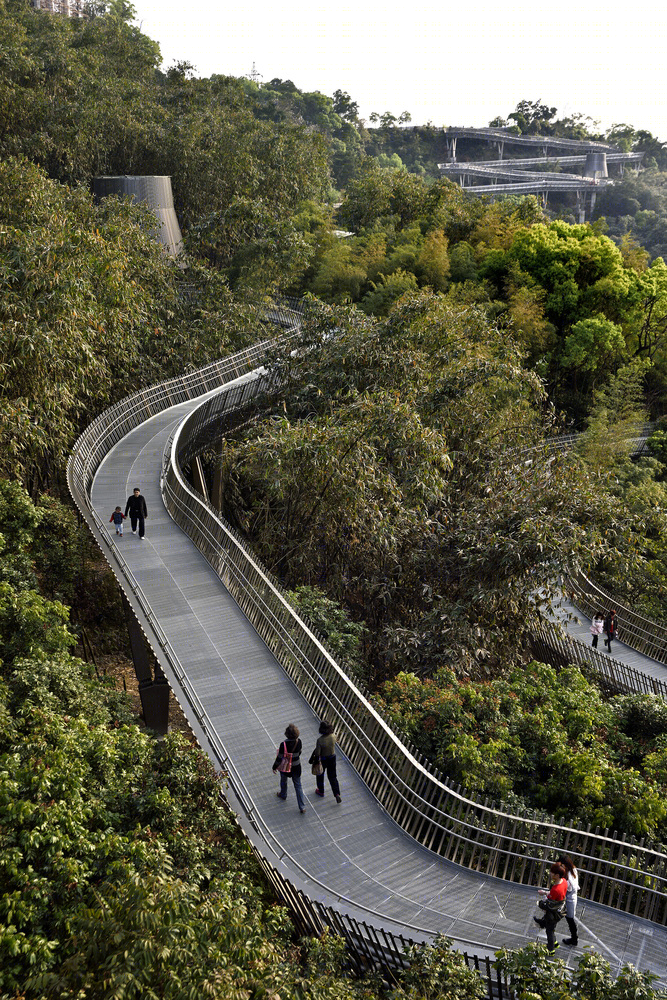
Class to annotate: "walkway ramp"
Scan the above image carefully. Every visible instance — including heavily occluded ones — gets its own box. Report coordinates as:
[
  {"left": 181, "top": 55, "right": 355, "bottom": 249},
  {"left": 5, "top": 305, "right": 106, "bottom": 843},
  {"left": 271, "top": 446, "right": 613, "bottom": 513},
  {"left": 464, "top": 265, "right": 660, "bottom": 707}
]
[
  {"left": 554, "top": 597, "right": 667, "bottom": 686},
  {"left": 87, "top": 383, "right": 667, "bottom": 983}
]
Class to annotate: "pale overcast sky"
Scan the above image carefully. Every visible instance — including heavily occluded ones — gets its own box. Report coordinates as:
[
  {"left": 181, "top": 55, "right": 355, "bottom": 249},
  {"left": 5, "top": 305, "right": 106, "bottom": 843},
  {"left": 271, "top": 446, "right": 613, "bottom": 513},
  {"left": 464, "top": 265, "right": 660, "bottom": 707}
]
[{"left": 133, "top": 0, "right": 667, "bottom": 141}]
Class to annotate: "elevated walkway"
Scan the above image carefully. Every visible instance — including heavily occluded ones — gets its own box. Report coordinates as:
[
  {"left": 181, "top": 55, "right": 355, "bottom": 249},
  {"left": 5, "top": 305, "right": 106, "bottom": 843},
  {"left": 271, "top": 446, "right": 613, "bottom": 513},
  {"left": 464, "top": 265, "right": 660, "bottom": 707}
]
[
  {"left": 439, "top": 152, "right": 643, "bottom": 173},
  {"left": 440, "top": 128, "right": 643, "bottom": 221},
  {"left": 444, "top": 127, "right": 619, "bottom": 157},
  {"left": 440, "top": 164, "right": 606, "bottom": 185},
  {"left": 68, "top": 349, "right": 667, "bottom": 984}
]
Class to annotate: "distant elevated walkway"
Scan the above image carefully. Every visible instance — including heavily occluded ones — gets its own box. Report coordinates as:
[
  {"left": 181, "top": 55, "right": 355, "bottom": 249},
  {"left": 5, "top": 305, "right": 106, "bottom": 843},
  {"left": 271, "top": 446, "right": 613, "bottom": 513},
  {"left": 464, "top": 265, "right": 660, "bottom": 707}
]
[
  {"left": 445, "top": 127, "right": 620, "bottom": 159},
  {"left": 439, "top": 152, "right": 643, "bottom": 173},
  {"left": 439, "top": 128, "right": 642, "bottom": 221},
  {"left": 441, "top": 164, "right": 606, "bottom": 184}
]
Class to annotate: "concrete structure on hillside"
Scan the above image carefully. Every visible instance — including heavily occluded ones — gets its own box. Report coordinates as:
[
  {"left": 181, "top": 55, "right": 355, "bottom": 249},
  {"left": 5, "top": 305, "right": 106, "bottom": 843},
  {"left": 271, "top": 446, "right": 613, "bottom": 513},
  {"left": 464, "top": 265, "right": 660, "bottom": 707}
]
[{"left": 93, "top": 175, "right": 183, "bottom": 257}]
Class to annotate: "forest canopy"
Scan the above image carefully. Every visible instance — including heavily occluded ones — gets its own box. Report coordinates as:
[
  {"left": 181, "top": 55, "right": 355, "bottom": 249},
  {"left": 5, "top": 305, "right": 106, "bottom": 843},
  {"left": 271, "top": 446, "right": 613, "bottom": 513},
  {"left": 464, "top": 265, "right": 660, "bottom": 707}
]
[{"left": 3, "top": 0, "right": 667, "bottom": 994}]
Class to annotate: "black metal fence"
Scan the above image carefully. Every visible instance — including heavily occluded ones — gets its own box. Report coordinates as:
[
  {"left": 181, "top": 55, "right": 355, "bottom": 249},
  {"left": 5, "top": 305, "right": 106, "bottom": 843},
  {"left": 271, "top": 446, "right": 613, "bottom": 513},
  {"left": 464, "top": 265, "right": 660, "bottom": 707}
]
[
  {"left": 562, "top": 571, "right": 667, "bottom": 666},
  {"left": 68, "top": 334, "right": 667, "bottom": 989},
  {"left": 163, "top": 369, "right": 667, "bottom": 927}
]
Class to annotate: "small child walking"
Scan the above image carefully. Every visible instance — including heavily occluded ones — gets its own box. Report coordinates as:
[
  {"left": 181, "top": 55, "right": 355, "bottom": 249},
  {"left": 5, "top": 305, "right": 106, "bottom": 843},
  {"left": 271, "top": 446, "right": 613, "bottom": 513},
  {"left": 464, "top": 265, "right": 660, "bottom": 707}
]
[{"left": 109, "top": 506, "right": 126, "bottom": 536}]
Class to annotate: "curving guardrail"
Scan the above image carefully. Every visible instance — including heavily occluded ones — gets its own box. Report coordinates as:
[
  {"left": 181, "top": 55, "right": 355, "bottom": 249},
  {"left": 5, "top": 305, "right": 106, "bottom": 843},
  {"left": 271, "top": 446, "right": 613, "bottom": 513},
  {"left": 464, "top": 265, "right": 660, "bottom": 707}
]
[
  {"left": 161, "top": 364, "right": 667, "bottom": 928},
  {"left": 563, "top": 571, "right": 667, "bottom": 666},
  {"left": 68, "top": 328, "right": 667, "bottom": 990}
]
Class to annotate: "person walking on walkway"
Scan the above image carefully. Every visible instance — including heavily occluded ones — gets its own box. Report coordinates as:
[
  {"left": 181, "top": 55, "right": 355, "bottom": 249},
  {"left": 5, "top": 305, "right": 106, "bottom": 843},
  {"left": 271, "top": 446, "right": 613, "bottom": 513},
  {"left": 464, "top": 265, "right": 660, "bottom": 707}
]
[
  {"left": 590, "top": 612, "right": 604, "bottom": 649},
  {"left": 273, "top": 723, "right": 306, "bottom": 813},
  {"left": 125, "top": 487, "right": 147, "bottom": 538},
  {"left": 559, "top": 854, "right": 580, "bottom": 946},
  {"left": 311, "top": 720, "right": 342, "bottom": 803},
  {"left": 533, "top": 862, "right": 568, "bottom": 954},
  {"left": 603, "top": 609, "right": 618, "bottom": 653}
]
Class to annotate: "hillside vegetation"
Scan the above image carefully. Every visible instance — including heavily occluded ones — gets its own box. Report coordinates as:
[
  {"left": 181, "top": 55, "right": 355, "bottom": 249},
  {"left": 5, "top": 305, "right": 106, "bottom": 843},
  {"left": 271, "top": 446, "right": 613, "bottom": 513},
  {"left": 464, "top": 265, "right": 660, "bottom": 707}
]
[{"left": 2, "top": 0, "right": 667, "bottom": 994}]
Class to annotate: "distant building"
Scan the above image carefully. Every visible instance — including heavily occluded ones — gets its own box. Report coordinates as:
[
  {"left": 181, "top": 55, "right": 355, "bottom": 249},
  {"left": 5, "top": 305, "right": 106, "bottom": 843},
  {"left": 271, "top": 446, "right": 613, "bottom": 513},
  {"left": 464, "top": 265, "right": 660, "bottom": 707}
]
[{"left": 32, "top": 0, "right": 87, "bottom": 18}]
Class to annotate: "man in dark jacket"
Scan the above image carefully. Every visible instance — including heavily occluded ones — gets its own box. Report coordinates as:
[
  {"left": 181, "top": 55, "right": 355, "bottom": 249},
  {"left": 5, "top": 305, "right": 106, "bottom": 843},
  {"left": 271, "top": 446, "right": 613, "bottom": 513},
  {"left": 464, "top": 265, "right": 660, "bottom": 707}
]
[
  {"left": 603, "top": 609, "right": 618, "bottom": 652},
  {"left": 125, "top": 488, "right": 147, "bottom": 538}
]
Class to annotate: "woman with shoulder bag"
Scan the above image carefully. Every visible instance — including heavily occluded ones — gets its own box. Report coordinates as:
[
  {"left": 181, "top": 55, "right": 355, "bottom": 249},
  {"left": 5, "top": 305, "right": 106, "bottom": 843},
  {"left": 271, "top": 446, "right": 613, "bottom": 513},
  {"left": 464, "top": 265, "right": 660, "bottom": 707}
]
[
  {"left": 533, "top": 862, "right": 568, "bottom": 954},
  {"left": 310, "top": 720, "right": 341, "bottom": 803},
  {"left": 590, "top": 612, "right": 604, "bottom": 649},
  {"left": 558, "top": 854, "right": 580, "bottom": 946},
  {"left": 273, "top": 723, "right": 306, "bottom": 813}
]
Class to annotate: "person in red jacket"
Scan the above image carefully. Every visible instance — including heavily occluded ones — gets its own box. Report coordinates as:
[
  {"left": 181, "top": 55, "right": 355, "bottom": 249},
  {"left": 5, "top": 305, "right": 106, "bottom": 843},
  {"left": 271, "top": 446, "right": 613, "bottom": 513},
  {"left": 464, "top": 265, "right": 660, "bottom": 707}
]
[{"left": 533, "top": 862, "right": 568, "bottom": 954}]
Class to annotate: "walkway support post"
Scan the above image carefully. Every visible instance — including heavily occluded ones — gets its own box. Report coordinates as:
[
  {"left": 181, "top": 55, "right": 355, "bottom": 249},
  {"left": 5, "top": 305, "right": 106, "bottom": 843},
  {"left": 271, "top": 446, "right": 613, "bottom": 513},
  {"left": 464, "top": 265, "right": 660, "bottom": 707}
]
[
  {"left": 191, "top": 454, "right": 209, "bottom": 500},
  {"left": 211, "top": 441, "right": 224, "bottom": 511},
  {"left": 120, "top": 589, "right": 170, "bottom": 734}
]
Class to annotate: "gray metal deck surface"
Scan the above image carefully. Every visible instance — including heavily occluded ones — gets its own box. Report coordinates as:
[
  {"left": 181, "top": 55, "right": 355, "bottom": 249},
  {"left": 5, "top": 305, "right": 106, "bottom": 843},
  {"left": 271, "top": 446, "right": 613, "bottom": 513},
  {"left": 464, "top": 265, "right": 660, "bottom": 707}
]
[
  {"left": 90, "top": 388, "right": 667, "bottom": 982},
  {"left": 555, "top": 598, "right": 667, "bottom": 684}
]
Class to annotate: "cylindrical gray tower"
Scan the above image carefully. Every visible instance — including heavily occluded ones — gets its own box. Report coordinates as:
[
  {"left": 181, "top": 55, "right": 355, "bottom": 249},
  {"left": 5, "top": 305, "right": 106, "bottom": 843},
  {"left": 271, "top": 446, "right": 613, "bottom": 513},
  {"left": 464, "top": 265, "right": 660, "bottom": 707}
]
[
  {"left": 584, "top": 152, "right": 608, "bottom": 180},
  {"left": 93, "top": 175, "right": 183, "bottom": 257}
]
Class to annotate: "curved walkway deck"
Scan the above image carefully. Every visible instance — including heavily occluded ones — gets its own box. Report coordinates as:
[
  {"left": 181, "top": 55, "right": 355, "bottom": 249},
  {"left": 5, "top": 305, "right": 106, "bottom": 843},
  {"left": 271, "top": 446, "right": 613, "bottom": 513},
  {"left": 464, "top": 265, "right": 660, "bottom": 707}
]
[
  {"left": 88, "top": 379, "right": 667, "bottom": 983},
  {"left": 555, "top": 597, "right": 667, "bottom": 686}
]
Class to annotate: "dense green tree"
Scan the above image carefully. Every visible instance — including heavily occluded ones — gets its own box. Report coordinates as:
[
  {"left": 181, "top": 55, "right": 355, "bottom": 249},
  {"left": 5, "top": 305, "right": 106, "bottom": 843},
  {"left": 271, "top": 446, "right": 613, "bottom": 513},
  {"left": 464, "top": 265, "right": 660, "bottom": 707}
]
[
  {"left": 286, "top": 585, "right": 370, "bottom": 682},
  {"left": 576, "top": 359, "right": 650, "bottom": 469},
  {"left": 625, "top": 256, "right": 667, "bottom": 364},
  {"left": 0, "top": 479, "right": 41, "bottom": 590},
  {"left": 216, "top": 388, "right": 451, "bottom": 639},
  {"left": 187, "top": 196, "right": 311, "bottom": 294},
  {"left": 560, "top": 315, "right": 627, "bottom": 376},
  {"left": 310, "top": 240, "right": 368, "bottom": 302},
  {"left": 336, "top": 158, "right": 395, "bottom": 231},
  {"left": 360, "top": 269, "right": 419, "bottom": 315},
  {"left": 27, "top": 872, "right": 288, "bottom": 1000},
  {"left": 482, "top": 221, "right": 633, "bottom": 337},
  {"left": 415, "top": 227, "right": 450, "bottom": 291},
  {"left": 332, "top": 88, "right": 360, "bottom": 123},
  {"left": 507, "top": 99, "right": 557, "bottom": 135},
  {"left": 389, "top": 935, "right": 486, "bottom": 1000},
  {"left": 378, "top": 663, "right": 667, "bottom": 838},
  {"left": 215, "top": 293, "right": 628, "bottom": 676},
  {"left": 496, "top": 944, "right": 667, "bottom": 1000},
  {"left": 0, "top": 157, "right": 263, "bottom": 491}
]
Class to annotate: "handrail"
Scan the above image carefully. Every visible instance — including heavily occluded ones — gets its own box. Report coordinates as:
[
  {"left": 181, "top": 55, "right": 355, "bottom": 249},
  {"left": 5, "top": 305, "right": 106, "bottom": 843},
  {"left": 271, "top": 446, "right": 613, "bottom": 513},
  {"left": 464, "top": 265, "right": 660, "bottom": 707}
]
[
  {"left": 68, "top": 327, "right": 667, "bottom": 983},
  {"left": 162, "top": 369, "right": 667, "bottom": 927},
  {"left": 563, "top": 570, "right": 667, "bottom": 665},
  {"left": 66, "top": 327, "right": 459, "bottom": 979}
]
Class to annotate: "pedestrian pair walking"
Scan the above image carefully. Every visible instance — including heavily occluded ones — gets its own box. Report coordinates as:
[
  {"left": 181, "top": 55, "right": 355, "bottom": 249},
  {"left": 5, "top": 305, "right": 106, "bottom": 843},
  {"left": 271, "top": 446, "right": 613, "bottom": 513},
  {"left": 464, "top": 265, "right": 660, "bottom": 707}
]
[
  {"left": 108, "top": 488, "right": 148, "bottom": 540},
  {"left": 273, "top": 720, "right": 342, "bottom": 813},
  {"left": 533, "top": 855, "right": 579, "bottom": 954},
  {"left": 590, "top": 609, "right": 619, "bottom": 654}
]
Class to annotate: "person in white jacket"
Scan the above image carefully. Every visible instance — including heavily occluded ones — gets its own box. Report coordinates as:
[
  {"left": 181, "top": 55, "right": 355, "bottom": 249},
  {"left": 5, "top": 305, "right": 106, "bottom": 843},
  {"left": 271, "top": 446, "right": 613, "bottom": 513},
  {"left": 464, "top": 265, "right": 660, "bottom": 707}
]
[
  {"left": 590, "top": 612, "right": 604, "bottom": 649},
  {"left": 559, "top": 854, "right": 580, "bottom": 946}
]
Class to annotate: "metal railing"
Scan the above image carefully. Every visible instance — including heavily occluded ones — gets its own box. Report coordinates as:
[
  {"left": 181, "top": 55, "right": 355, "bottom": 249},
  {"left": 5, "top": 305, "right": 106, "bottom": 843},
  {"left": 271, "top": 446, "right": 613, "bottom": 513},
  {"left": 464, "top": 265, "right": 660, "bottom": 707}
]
[
  {"left": 162, "top": 369, "right": 667, "bottom": 927},
  {"left": 532, "top": 624, "right": 667, "bottom": 698},
  {"left": 563, "top": 571, "right": 667, "bottom": 666},
  {"left": 68, "top": 329, "right": 667, "bottom": 987}
]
